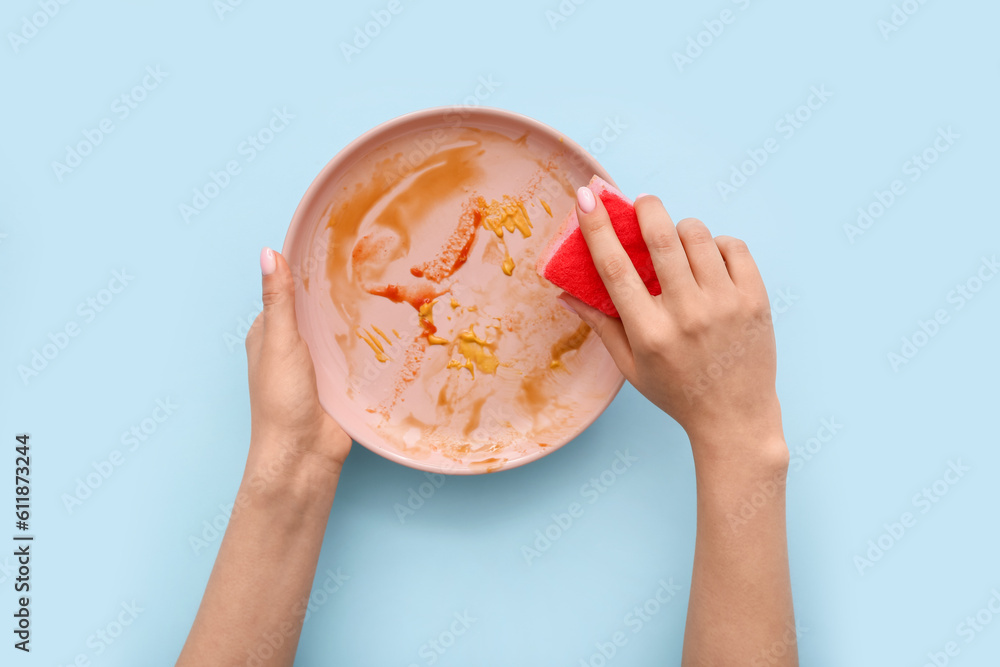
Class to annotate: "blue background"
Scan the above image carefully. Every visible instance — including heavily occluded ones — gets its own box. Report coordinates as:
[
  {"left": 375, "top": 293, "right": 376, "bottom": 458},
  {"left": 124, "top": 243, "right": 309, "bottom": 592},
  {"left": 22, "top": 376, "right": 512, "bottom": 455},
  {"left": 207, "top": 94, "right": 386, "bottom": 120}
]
[{"left": 3, "top": 0, "right": 999, "bottom": 665}]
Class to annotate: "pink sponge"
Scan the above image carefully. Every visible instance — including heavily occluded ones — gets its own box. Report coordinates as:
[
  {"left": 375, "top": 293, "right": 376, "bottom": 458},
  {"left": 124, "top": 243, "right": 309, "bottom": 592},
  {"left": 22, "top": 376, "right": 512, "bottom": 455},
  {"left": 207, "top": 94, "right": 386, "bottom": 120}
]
[{"left": 535, "top": 176, "right": 661, "bottom": 318}]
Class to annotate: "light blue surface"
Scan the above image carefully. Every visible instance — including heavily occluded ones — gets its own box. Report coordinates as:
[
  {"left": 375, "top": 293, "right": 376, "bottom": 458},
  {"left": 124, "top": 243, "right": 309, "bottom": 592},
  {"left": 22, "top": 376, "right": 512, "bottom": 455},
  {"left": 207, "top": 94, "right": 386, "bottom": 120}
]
[{"left": 3, "top": 0, "right": 999, "bottom": 665}]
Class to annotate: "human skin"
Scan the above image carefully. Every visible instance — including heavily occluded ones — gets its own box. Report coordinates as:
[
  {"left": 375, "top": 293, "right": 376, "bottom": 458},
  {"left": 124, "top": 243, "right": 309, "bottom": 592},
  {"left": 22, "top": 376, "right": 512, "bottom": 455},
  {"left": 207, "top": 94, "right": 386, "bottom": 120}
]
[
  {"left": 176, "top": 188, "right": 796, "bottom": 665},
  {"left": 175, "top": 248, "right": 351, "bottom": 667},
  {"left": 561, "top": 186, "right": 797, "bottom": 666}
]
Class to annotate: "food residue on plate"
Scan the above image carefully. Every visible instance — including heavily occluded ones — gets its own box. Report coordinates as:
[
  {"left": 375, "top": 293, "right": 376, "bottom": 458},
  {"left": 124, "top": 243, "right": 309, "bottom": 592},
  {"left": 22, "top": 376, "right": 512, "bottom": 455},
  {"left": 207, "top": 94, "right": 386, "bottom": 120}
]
[{"left": 314, "top": 124, "right": 606, "bottom": 468}]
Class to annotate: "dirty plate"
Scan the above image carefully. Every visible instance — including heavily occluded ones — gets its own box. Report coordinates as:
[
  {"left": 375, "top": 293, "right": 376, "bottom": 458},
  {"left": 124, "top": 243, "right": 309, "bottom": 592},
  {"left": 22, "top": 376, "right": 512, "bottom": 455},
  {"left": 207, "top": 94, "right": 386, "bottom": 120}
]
[{"left": 283, "top": 106, "right": 624, "bottom": 474}]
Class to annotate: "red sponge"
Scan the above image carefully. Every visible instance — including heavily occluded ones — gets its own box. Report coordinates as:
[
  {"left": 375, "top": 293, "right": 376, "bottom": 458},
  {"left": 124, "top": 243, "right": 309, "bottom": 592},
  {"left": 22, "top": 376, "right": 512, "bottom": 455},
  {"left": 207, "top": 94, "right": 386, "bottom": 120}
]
[{"left": 535, "top": 176, "right": 661, "bottom": 318}]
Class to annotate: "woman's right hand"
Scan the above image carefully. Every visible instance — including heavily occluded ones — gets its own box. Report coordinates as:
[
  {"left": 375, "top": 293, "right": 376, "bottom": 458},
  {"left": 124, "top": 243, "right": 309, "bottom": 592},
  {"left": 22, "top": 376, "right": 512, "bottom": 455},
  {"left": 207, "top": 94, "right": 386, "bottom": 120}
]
[{"left": 559, "top": 188, "right": 786, "bottom": 469}]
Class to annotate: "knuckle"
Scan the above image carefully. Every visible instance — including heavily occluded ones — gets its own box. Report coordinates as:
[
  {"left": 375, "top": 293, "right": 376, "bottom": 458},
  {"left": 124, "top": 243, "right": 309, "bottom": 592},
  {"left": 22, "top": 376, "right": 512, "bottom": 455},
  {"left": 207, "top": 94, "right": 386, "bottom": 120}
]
[
  {"left": 721, "top": 294, "right": 743, "bottom": 320},
  {"left": 746, "top": 294, "right": 771, "bottom": 318},
  {"left": 645, "top": 226, "right": 678, "bottom": 253},
  {"left": 752, "top": 301, "right": 774, "bottom": 324},
  {"left": 600, "top": 254, "right": 632, "bottom": 283},
  {"left": 677, "top": 218, "right": 713, "bottom": 245},
  {"left": 634, "top": 195, "right": 664, "bottom": 216},
  {"left": 716, "top": 235, "right": 749, "bottom": 254},
  {"left": 261, "top": 288, "right": 283, "bottom": 308},
  {"left": 633, "top": 325, "right": 663, "bottom": 353},
  {"left": 678, "top": 309, "right": 710, "bottom": 336}
]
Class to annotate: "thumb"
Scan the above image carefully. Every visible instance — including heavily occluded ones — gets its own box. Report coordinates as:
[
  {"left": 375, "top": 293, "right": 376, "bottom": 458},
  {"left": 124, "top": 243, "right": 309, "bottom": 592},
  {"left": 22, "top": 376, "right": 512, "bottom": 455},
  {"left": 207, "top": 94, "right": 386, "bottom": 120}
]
[
  {"left": 558, "top": 292, "right": 635, "bottom": 378},
  {"left": 260, "top": 247, "right": 300, "bottom": 345}
]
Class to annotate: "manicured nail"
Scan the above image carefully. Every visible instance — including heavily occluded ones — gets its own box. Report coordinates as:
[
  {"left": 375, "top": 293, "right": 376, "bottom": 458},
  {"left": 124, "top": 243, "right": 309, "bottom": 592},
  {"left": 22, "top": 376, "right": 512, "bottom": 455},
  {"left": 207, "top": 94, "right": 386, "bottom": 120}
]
[
  {"left": 577, "top": 186, "right": 596, "bottom": 214},
  {"left": 260, "top": 247, "right": 276, "bottom": 276},
  {"left": 557, "top": 296, "right": 578, "bottom": 315}
]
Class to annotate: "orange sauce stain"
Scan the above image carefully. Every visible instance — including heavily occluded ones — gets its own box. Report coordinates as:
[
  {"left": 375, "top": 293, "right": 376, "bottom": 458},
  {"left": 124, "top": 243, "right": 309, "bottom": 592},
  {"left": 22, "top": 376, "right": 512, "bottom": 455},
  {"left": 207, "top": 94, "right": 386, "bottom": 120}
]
[
  {"left": 540, "top": 199, "right": 552, "bottom": 217},
  {"left": 463, "top": 397, "right": 487, "bottom": 436},
  {"left": 550, "top": 322, "right": 592, "bottom": 369},
  {"left": 410, "top": 207, "right": 482, "bottom": 282}
]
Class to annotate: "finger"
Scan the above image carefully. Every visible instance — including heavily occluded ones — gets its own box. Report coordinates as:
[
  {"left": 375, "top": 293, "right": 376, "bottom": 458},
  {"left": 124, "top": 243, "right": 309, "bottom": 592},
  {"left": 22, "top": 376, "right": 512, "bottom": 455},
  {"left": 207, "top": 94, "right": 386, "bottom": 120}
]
[
  {"left": 675, "top": 218, "right": 730, "bottom": 290},
  {"left": 575, "top": 185, "right": 653, "bottom": 321},
  {"left": 559, "top": 293, "right": 635, "bottom": 378},
  {"left": 633, "top": 194, "right": 696, "bottom": 296},
  {"left": 260, "top": 247, "right": 300, "bottom": 348},
  {"left": 714, "top": 236, "right": 766, "bottom": 295}
]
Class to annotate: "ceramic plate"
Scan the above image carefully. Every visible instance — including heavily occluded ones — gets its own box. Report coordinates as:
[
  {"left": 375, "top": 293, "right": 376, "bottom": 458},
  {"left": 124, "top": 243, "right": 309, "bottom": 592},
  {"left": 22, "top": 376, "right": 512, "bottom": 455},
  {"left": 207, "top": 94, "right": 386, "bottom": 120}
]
[{"left": 283, "top": 106, "right": 625, "bottom": 474}]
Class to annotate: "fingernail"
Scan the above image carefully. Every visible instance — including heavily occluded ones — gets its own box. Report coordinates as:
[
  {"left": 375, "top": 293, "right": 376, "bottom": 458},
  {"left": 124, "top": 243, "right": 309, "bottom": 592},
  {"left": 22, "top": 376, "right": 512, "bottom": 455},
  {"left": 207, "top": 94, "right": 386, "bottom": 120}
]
[
  {"left": 576, "top": 186, "right": 596, "bottom": 214},
  {"left": 557, "top": 296, "right": 578, "bottom": 315},
  {"left": 260, "top": 247, "right": 276, "bottom": 276},
  {"left": 636, "top": 193, "right": 650, "bottom": 199}
]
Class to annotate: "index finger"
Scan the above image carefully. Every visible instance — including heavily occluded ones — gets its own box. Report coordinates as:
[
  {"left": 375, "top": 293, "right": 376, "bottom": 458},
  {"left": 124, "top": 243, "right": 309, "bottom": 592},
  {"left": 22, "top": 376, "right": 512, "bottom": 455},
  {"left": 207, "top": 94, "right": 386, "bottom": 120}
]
[{"left": 575, "top": 185, "right": 654, "bottom": 320}]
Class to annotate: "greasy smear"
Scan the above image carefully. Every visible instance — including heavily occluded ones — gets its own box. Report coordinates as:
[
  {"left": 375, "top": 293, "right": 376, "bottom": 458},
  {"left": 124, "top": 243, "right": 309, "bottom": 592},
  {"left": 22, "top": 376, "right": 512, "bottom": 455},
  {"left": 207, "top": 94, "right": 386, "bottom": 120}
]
[
  {"left": 550, "top": 322, "right": 592, "bottom": 369},
  {"left": 469, "top": 457, "right": 506, "bottom": 473},
  {"left": 540, "top": 199, "right": 552, "bottom": 217},
  {"left": 464, "top": 397, "right": 487, "bottom": 436}
]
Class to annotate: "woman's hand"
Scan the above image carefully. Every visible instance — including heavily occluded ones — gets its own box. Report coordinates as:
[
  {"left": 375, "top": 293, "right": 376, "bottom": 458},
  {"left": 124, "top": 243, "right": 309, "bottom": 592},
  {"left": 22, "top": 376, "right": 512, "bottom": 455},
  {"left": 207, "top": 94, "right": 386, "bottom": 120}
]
[
  {"left": 560, "top": 189, "right": 785, "bottom": 469},
  {"left": 561, "top": 187, "right": 798, "bottom": 666},
  {"left": 245, "top": 247, "right": 352, "bottom": 479},
  {"left": 177, "top": 247, "right": 351, "bottom": 667}
]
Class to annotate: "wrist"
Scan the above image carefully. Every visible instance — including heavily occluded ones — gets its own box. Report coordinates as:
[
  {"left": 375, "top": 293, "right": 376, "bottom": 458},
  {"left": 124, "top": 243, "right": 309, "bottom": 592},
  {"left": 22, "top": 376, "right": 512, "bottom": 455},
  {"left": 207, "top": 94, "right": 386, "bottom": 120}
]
[
  {"left": 243, "top": 435, "right": 344, "bottom": 511},
  {"left": 689, "top": 424, "right": 789, "bottom": 487},
  {"left": 690, "top": 433, "right": 789, "bottom": 515}
]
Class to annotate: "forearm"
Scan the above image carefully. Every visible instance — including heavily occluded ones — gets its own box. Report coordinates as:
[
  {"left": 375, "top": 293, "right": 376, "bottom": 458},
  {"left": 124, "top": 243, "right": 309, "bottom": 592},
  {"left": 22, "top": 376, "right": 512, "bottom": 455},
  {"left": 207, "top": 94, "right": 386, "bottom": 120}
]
[
  {"left": 177, "top": 441, "right": 341, "bottom": 667},
  {"left": 682, "top": 435, "right": 797, "bottom": 667}
]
